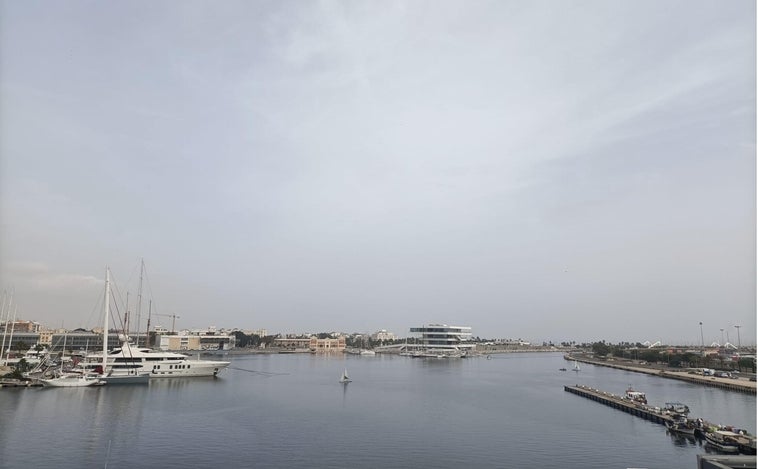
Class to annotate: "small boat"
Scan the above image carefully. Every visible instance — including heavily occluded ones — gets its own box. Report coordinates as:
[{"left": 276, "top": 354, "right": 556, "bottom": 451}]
[
  {"left": 665, "top": 418, "right": 697, "bottom": 436},
  {"left": 339, "top": 369, "right": 351, "bottom": 384},
  {"left": 40, "top": 374, "right": 106, "bottom": 387},
  {"left": 572, "top": 361, "right": 581, "bottom": 372},
  {"left": 359, "top": 350, "right": 376, "bottom": 356},
  {"left": 624, "top": 386, "right": 647, "bottom": 404},
  {"left": 559, "top": 368, "right": 567, "bottom": 371},
  {"left": 704, "top": 430, "right": 741, "bottom": 453},
  {"left": 663, "top": 402, "right": 690, "bottom": 415}
]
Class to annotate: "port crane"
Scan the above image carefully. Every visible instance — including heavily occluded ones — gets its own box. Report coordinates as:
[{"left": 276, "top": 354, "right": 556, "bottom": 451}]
[{"left": 151, "top": 313, "right": 181, "bottom": 333}]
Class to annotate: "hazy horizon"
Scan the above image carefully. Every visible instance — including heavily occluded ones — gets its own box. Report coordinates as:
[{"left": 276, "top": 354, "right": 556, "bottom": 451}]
[{"left": 1, "top": 1, "right": 755, "bottom": 346}]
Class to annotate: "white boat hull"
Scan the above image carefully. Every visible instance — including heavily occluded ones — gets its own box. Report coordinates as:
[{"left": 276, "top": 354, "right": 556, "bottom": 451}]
[
  {"left": 40, "top": 375, "right": 105, "bottom": 387},
  {"left": 101, "top": 373, "right": 150, "bottom": 384}
]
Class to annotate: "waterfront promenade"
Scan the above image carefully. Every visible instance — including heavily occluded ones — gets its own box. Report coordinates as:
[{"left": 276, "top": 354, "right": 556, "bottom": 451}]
[{"left": 567, "top": 355, "right": 756, "bottom": 394}]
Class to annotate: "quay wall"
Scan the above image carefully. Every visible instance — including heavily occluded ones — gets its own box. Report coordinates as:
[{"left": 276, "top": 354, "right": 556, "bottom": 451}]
[{"left": 567, "top": 356, "right": 756, "bottom": 395}]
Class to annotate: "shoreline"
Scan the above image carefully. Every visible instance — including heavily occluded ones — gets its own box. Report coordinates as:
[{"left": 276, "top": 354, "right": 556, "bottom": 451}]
[{"left": 567, "top": 355, "right": 756, "bottom": 394}]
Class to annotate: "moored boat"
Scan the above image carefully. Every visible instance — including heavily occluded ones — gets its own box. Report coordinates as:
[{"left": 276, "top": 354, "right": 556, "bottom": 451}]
[
  {"left": 663, "top": 402, "right": 690, "bottom": 415},
  {"left": 704, "top": 430, "right": 741, "bottom": 453},
  {"left": 40, "top": 373, "right": 106, "bottom": 387},
  {"left": 79, "top": 267, "right": 229, "bottom": 379},
  {"left": 665, "top": 417, "right": 698, "bottom": 436},
  {"left": 624, "top": 386, "right": 647, "bottom": 404}
]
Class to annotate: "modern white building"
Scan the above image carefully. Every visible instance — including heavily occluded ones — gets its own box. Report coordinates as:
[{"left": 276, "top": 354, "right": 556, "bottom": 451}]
[
  {"left": 371, "top": 329, "right": 396, "bottom": 342},
  {"left": 408, "top": 324, "right": 475, "bottom": 356}
]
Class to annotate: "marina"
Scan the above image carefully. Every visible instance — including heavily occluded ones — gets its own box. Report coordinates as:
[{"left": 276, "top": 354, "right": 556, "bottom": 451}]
[
  {"left": 565, "top": 384, "right": 756, "bottom": 455},
  {"left": 1, "top": 352, "right": 754, "bottom": 468}
]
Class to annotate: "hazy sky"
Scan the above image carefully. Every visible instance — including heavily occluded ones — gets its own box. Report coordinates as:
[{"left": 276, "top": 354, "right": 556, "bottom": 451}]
[{"left": 1, "top": 0, "right": 755, "bottom": 345}]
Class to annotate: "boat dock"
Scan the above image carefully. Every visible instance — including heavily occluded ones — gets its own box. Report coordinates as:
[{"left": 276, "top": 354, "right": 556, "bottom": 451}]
[
  {"left": 565, "top": 385, "right": 757, "bottom": 455},
  {"left": 564, "top": 385, "right": 674, "bottom": 426},
  {"left": 0, "top": 379, "right": 43, "bottom": 388}
]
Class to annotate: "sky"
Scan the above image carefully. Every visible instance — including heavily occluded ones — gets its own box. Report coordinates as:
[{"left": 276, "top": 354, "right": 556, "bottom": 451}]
[{"left": 0, "top": 0, "right": 755, "bottom": 345}]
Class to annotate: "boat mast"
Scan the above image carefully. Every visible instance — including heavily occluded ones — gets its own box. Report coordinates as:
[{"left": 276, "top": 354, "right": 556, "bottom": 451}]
[
  {"left": 102, "top": 267, "right": 109, "bottom": 373},
  {"left": 0, "top": 289, "right": 11, "bottom": 364},
  {"left": 5, "top": 304, "right": 17, "bottom": 364},
  {"left": 145, "top": 300, "right": 152, "bottom": 348},
  {"left": 135, "top": 258, "right": 144, "bottom": 347}
]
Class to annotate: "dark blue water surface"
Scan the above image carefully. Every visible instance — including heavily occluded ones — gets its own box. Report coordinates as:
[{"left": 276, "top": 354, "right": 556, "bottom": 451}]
[{"left": 0, "top": 352, "right": 754, "bottom": 468}]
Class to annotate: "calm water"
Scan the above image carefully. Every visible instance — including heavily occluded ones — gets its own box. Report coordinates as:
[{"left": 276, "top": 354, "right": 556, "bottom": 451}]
[{"left": 0, "top": 353, "right": 755, "bottom": 469}]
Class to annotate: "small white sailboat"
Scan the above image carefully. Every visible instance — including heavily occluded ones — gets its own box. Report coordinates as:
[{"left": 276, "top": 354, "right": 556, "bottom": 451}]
[
  {"left": 339, "top": 368, "right": 351, "bottom": 384},
  {"left": 40, "top": 374, "right": 105, "bottom": 387},
  {"left": 573, "top": 360, "right": 581, "bottom": 372}
]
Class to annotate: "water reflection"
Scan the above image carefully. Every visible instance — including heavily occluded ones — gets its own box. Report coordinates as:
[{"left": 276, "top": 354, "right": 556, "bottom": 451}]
[{"left": 666, "top": 430, "right": 700, "bottom": 448}]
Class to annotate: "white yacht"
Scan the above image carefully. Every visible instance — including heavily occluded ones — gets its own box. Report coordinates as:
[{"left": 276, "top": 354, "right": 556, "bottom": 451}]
[
  {"left": 83, "top": 341, "right": 230, "bottom": 378},
  {"left": 79, "top": 266, "right": 229, "bottom": 379}
]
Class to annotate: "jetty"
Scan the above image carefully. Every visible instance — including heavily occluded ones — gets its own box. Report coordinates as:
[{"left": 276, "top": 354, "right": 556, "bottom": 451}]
[
  {"left": 565, "top": 385, "right": 757, "bottom": 455},
  {"left": 0, "top": 379, "right": 43, "bottom": 388},
  {"left": 564, "top": 384, "right": 674, "bottom": 425}
]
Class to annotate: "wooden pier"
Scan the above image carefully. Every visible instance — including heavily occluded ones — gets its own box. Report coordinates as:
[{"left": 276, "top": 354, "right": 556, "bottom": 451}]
[{"left": 0, "top": 379, "right": 42, "bottom": 388}]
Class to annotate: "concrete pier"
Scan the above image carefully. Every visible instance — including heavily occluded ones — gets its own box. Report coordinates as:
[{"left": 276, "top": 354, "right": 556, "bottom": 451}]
[{"left": 564, "top": 385, "right": 674, "bottom": 426}]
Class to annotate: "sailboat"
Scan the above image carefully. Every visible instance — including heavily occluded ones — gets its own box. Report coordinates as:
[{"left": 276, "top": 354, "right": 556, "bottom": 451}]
[
  {"left": 74, "top": 267, "right": 150, "bottom": 384},
  {"left": 98, "top": 267, "right": 150, "bottom": 384},
  {"left": 339, "top": 368, "right": 352, "bottom": 384},
  {"left": 39, "top": 374, "right": 105, "bottom": 387},
  {"left": 573, "top": 360, "right": 581, "bottom": 372},
  {"left": 78, "top": 265, "right": 229, "bottom": 379}
]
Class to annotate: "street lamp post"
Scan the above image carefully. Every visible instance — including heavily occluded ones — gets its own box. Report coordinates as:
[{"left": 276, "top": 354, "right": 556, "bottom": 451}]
[
  {"left": 699, "top": 322, "right": 704, "bottom": 348},
  {"left": 734, "top": 325, "right": 741, "bottom": 351},
  {"left": 720, "top": 328, "right": 725, "bottom": 346}
]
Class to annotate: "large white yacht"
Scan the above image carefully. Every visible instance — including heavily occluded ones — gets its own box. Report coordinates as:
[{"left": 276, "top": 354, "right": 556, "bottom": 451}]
[
  {"left": 79, "top": 266, "right": 230, "bottom": 379},
  {"left": 83, "top": 341, "right": 230, "bottom": 378}
]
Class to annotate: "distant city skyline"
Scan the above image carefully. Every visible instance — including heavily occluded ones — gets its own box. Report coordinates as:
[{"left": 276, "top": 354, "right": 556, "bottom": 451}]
[{"left": 1, "top": 1, "right": 755, "bottom": 345}]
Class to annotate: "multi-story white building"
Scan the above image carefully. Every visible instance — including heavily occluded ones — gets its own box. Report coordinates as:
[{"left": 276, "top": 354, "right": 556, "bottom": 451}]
[
  {"left": 158, "top": 328, "right": 236, "bottom": 351},
  {"left": 371, "top": 329, "right": 396, "bottom": 342},
  {"left": 408, "top": 324, "right": 475, "bottom": 356}
]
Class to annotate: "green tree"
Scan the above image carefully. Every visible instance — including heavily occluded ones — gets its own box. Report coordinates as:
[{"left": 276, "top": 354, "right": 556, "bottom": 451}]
[
  {"left": 738, "top": 357, "right": 755, "bottom": 373},
  {"left": 592, "top": 341, "right": 611, "bottom": 357}
]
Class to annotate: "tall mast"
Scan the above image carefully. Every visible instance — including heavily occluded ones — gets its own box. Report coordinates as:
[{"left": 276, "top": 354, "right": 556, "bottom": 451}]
[
  {"left": 0, "top": 289, "right": 11, "bottom": 363},
  {"left": 5, "top": 304, "right": 16, "bottom": 363},
  {"left": 125, "top": 292, "right": 129, "bottom": 339},
  {"left": 145, "top": 300, "right": 152, "bottom": 348},
  {"left": 103, "top": 267, "right": 109, "bottom": 373},
  {"left": 136, "top": 258, "right": 144, "bottom": 346}
]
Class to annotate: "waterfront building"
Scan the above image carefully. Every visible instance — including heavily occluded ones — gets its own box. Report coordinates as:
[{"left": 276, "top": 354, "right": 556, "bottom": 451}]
[
  {"left": 1, "top": 332, "right": 40, "bottom": 353},
  {"left": 157, "top": 330, "right": 236, "bottom": 351},
  {"left": 273, "top": 337, "right": 312, "bottom": 350},
  {"left": 309, "top": 336, "right": 346, "bottom": 353},
  {"left": 409, "top": 324, "right": 475, "bottom": 354},
  {"left": 371, "top": 329, "right": 396, "bottom": 342},
  {"left": 0, "top": 320, "right": 41, "bottom": 333},
  {"left": 1, "top": 331, "right": 135, "bottom": 355}
]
